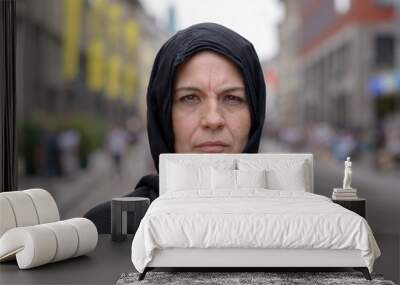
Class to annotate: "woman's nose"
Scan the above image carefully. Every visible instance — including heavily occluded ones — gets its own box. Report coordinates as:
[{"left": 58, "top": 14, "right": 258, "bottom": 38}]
[{"left": 200, "top": 98, "right": 225, "bottom": 130}]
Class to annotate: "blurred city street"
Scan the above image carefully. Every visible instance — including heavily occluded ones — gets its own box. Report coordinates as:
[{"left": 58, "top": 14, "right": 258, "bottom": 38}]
[{"left": 19, "top": 132, "right": 155, "bottom": 220}]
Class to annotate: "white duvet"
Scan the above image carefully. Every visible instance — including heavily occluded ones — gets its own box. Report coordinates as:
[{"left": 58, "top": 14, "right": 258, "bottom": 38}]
[{"left": 131, "top": 189, "right": 380, "bottom": 273}]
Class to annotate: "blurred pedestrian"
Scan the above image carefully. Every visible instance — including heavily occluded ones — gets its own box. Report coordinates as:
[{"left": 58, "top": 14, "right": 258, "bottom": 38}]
[
  {"left": 107, "top": 126, "right": 128, "bottom": 175},
  {"left": 45, "top": 131, "right": 62, "bottom": 177},
  {"left": 58, "top": 129, "right": 81, "bottom": 177}
]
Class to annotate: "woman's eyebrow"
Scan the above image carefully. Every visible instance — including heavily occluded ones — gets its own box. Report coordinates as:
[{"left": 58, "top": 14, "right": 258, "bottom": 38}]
[
  {"left": 174, "top": 86, "right": 245, "bottom": 93},
  {"left": 174, "top": 86, "right": 201, "bottom": 93}
]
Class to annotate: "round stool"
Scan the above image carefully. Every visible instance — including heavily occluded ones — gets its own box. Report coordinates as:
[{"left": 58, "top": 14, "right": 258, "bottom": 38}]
[{"left": 111, "top": 197, "right": 150, "bottom": 242}]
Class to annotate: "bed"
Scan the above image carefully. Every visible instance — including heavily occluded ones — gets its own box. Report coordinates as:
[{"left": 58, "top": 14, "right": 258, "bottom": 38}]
[{"left": 131, "top": 153, "right": 381, "bottom": 281}]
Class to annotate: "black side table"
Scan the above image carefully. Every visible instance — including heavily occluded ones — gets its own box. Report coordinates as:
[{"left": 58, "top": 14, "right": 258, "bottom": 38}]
[
  {"left": 111, "top": 197, "right": 150, "bottom": 242},
  {"left": 332, "top": 198, "right": 366, "bottom": 218}
]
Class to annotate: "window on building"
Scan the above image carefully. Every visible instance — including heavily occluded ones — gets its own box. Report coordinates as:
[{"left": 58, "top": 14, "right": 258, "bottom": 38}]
[{"left": 374, "top": 34, "right": 396, "bottom": 68}]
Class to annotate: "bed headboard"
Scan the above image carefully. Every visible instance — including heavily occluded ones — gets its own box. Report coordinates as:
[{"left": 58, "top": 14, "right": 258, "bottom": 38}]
[{"left": 159, "top": 153, "right": 314, "bottom": 195}]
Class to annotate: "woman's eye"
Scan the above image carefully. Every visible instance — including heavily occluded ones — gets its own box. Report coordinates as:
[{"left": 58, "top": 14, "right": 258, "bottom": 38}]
[
  {"left": 179, "top": 94, "right": 200, "bottom": 104},
  {"left": 224, "top": 95, "right": 246, "bottom": 104}
]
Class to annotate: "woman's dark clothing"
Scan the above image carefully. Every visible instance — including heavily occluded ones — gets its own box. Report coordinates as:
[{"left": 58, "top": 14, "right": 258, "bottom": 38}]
[
  {"left": 84, "top": 175, "right": 158, "bottom": 233},
  {"left": 84, "top": 22, "right": 266, "bottom": 234}
]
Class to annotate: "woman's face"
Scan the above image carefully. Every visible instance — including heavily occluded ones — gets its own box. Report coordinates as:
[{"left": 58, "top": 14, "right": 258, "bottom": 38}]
[{"left": 172, "top": 51, "right": 251, "bottom": 153}]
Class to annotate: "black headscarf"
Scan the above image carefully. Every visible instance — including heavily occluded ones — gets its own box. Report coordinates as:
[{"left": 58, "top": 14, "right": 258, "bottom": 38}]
[{"left": 147, "top": 22, "right": 266, "bottom": 172}]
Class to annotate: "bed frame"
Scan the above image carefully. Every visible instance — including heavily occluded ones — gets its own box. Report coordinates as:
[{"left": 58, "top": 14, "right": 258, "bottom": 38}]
[
  {"left": 140, "top": 248, "right": 371, "bottom": 280},
  {"left": 138, "top": 154, "right": 371, "bottom": 281}
]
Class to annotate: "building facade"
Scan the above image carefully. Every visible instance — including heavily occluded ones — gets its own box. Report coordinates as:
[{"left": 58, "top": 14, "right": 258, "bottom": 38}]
[
  {"left": 299, "top": 0, "right": 399, "bottom": 131},
  {"left": 15, "top": 0, "right": 168, "bottom": 127},
  {"left": 276, "top": 0, "right": 400, "bottom": 166}
]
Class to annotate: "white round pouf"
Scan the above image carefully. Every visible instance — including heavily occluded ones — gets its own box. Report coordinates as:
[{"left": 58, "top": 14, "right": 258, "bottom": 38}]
[
  {"left": 0, "top": 189, "right": 98, "bottom": 269},
  {"left": 0, "top": 218, "right": 98, "bottom": 269}
]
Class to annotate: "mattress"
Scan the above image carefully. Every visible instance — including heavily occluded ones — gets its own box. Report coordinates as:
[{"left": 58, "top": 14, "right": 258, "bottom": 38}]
[{"left": 131, "top": 189, "right": 381, "bottom": 273}]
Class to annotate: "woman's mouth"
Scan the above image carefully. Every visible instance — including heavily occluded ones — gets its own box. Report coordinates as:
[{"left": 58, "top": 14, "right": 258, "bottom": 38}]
[{"left": 195, "top": 141, "right": 228, "bottom": 152}]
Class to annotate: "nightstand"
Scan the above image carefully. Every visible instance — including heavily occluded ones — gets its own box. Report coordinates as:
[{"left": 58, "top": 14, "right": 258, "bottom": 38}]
[{"left": 332, "top": 198, "right": 366, "bottom": 218}]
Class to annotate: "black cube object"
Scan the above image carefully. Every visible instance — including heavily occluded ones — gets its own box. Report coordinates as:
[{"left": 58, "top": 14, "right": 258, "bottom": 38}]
[{"left": 111, "top": 197, "right": 150, "bottom": 242}]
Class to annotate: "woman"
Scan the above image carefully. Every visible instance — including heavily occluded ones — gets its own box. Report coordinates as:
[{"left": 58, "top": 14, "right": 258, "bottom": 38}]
[{"left": 84, "top": 22, "right": 266, "bottom": 233}]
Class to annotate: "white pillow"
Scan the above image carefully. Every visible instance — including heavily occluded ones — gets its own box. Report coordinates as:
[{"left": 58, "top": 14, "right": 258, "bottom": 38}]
[
  {"left": 211, "top": 168, "right": 268, "bottom": 190},
  {"left": 236, "top": 169, "right": 267, "bottom": 188},
  {"left": 166, "top": 158, "right": 236, "bottom": 171},
  {"left": 267, "top": 167, "right": 307, "bottom": 191},
  {"left": 167, "top": 162, "right": 212, "bottom": 191},
  {"left": 211, "top": 168, "right": 236, "bottom": 190},
  {"left": 237, "top": 159, "right": 308, "bottom": 191}
]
